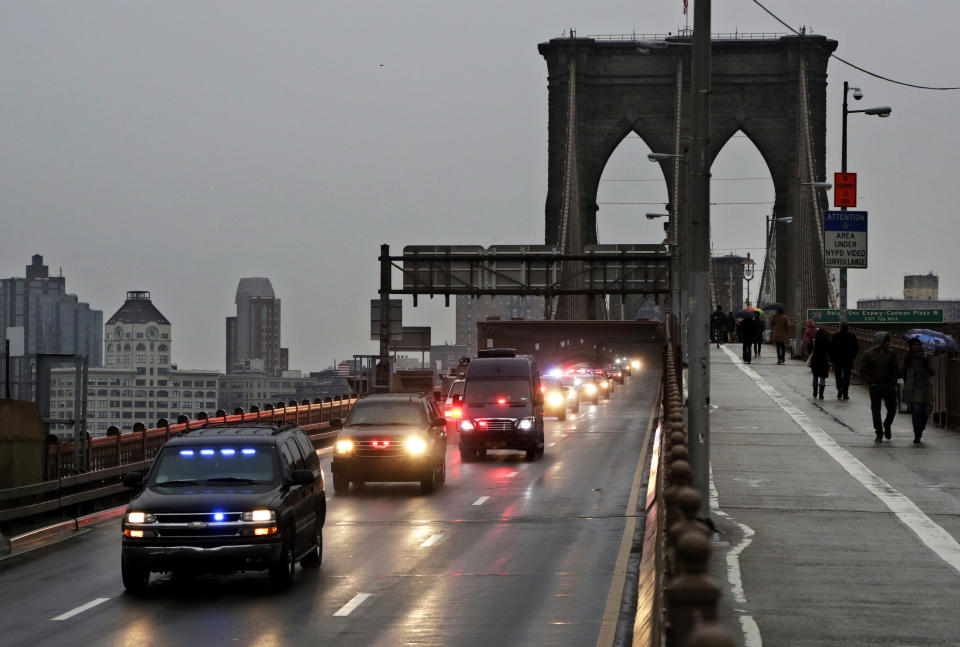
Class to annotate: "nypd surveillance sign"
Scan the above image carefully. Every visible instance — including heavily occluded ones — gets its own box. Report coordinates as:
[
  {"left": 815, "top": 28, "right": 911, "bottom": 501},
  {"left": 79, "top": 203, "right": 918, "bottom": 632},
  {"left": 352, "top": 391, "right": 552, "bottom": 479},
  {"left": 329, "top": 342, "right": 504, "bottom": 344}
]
[{"left": 823, "top": 210, "right": 867, "bottom": 268}]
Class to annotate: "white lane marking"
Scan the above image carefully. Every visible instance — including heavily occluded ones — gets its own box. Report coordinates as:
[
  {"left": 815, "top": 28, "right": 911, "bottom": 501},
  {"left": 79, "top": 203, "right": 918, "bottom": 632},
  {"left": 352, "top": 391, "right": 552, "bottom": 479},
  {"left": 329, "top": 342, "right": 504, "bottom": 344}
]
[
  {"left": 506, "top": 471, "right": 519, "bottom": 478},
  {"left": 51, "top": 597, "right": 110, "bottom": 621},
  {"left": 722, "top": 345, "right": 960, "bottom": 576},
  {"left": 420, "top": 533, "right": 444, "bottom": 548},
  {"left": 472, "top": 496, "right": 490, "bottom": 506},
  {"left": 549, "top": 442, "right": 557, "bottom": 446},
  {"left": 333, "top": 593, "right": 372, "bottom": 617},
  {"left": 710, "top": 464, "right": 763, "bottom": 647}
]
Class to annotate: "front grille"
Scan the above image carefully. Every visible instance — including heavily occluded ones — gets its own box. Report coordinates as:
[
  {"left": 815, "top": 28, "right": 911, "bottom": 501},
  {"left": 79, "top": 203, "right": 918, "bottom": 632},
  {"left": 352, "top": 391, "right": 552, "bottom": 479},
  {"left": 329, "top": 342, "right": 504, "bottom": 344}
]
[
  {"left": 354, "top": 440, "right": 407, "bottom": 458},
  {"left": 477, "top": 419, "right": 515, "bottom": 432},
  {"left": 156, "top": 526, "right": 242, "bottom": 538},
  {"left": 154, "top": 512, "right": 243, "bottom": 523}
]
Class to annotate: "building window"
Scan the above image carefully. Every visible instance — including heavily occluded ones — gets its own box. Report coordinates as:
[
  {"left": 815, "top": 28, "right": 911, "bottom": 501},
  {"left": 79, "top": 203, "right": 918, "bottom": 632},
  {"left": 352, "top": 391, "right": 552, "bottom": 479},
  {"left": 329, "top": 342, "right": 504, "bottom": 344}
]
[
  {"left": 135, "top": 401, "right": 146, "bottom": 408},
  {"left": 136, "top": 343, "right": 146, "bottom": 351},
  {"left": 182, "top": 380, "right": 193, "bottom": 387},
  {"left": 158, "top": 355, "right": 168, "bottom": 364},
  {"left": 123, "top": 355, "right": 131, "bottom": 364},
  {"left": 158, "top": 368, "right": 168, "bottom": 375},
  {"left": 135, "top": 390, "right": 147, "bottom": 397},
  {"left": 157, "top": 380, "right": 167, "bottom": 386},
  {"left": 136, "top": 368, "right": 146, "bottom": 375},
  {"left": 122, "top": 400, "right": 133, "bottom": 407},
  {"left": 171, "top": 390, "right": 180, "bottom": 398},
  {"left": 110, "top": 401, "right": 120, "bottom": 408},
  {"left": 136, "top": 354, "right": 146, "bottom": 364}
]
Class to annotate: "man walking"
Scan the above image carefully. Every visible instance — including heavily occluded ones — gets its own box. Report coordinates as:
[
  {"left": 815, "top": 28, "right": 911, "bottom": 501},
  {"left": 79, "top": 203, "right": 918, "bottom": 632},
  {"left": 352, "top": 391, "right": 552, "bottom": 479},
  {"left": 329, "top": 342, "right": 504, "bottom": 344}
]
[
  {"left": 769, "top": 307, "right": 790, "bottom": 364},
  {"left": 711, "top": 305, "right": 726, "bottom": 349},
  {"left": 753, "top": 311, "right": 765, "bottom": 358},
  {"left": 829, "top": 322, "right": 860, "bottom": 399},
  {"left": 901, "top": 336, "right": 935, "bottom": 444},
  {"left": 737, "top": 314, "right": 757, "bottom": 364},
  {"left": 859, "top": 331, "right": 900, "bottom": 442}
]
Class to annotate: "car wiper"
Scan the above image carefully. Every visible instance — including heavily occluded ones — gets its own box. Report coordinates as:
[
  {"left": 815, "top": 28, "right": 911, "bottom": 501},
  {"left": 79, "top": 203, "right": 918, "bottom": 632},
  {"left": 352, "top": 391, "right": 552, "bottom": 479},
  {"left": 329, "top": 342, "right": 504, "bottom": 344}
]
[
  {"left": 203, "top": 477, "right": 259, "bottom": 484},
  {"left": 154, "top": 479, "right": 200, "bottom": 486}
]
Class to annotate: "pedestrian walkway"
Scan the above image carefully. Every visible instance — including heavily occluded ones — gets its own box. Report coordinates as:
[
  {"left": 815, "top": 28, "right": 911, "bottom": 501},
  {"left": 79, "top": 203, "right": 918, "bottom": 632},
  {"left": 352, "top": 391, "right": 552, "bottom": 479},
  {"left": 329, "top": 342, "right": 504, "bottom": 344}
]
[{"left": 707, "top": 344, "right": 960, "bottom": 646}]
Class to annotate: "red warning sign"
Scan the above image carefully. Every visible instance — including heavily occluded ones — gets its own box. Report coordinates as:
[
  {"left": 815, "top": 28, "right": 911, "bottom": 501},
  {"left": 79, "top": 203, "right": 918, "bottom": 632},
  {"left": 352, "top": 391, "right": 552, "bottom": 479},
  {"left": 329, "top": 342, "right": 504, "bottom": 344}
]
[{"left": 834, "top": 172, "right": 857, "bottom": 208}]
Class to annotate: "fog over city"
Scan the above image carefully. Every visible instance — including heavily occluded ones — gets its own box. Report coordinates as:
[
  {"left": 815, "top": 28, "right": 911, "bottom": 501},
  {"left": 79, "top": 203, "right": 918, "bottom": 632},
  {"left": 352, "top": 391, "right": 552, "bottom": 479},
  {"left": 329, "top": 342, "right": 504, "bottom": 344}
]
[{"left": 3, "top": 0, "right": 958, "bottom": 372}]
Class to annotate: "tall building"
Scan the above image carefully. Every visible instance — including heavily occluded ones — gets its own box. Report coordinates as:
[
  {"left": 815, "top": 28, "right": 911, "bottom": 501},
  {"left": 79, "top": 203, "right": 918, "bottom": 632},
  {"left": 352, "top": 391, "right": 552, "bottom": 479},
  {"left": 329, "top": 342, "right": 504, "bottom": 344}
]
[
  {"left": 455, "top": 296, "right": 544, "bottom": 355},
  {"left": 226, "top": 278, "right": 287, "bottom": 375},
  {"left": 0, "top": 255, "right": 102, "bottom": 399}
]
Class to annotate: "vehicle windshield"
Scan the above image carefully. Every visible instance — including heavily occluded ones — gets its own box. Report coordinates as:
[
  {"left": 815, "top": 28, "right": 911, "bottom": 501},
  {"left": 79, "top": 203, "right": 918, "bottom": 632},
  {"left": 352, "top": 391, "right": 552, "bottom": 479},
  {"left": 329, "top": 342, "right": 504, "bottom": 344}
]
[
  {"left": 345, "top": 400, "right": 427, "bottom": 426},
  {"left": 464, "top": 377, "right": 532, "bottom": 404},
  {"left": 149, "top": 446, "right": 277, "bottom": 485},
  {"left": 541, "top": 378, "right": 562, "bottom": 391},
  {"left": 447, "top": 382, "right": 465, "bottom": 398}
]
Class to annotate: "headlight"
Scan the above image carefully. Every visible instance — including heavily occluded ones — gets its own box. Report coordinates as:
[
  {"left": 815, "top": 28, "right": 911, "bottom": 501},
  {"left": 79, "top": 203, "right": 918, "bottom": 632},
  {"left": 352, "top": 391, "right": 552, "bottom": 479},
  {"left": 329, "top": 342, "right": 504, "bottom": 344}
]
[
  {"left": 600, "top": 380, "right": 610, "bottom": 389},
  {"left": 546, "top": 391, "right": 565, "bottom": 407},
  {"left": 459, "top": 420, "right": 475, "bottom": 432},
  {"left": 517, "top": 418, "right": 535, "bottom": 431},
  {"left": 631, "top": 360, "right": 641, "bottom": 370},
  {"left": 242, "top": 509, "right": 276, "bottom": 522},
  {"left": 585, "top": 383, "right": 597, "bottom": 394},
  {"left": 126, "top": 512, "right": 155, "bottom": 524},
  {"left": 406, "top": 437, "right": 428, "bottom": 455},
  {"left": 335, "top": 439, "right": 354, "bottom": 454}
]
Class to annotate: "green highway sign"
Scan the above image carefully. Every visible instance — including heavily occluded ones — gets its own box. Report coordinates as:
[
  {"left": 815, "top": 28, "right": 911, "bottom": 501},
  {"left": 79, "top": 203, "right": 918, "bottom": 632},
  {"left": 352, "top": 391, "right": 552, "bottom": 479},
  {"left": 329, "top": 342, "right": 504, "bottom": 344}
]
[{"left": 807, "top": 309, "right": 944, "bottom": 324}]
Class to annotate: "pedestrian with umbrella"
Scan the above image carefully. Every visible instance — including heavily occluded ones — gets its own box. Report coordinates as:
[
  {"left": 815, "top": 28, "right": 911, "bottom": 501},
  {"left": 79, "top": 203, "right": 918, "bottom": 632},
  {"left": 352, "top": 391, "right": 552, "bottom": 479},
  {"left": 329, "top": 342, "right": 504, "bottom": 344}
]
[
  {"left": 829, "top": 322, "right": 860, "bottom": 400},
  {"left": 902, "top": 329, "right": 959, "bottom": 353},
  {"left": 809, "top": 327, "right": 831, "bottom": 399},
  {"left": 900, "top": 336, "right": 936, "bottom": 444},
  {"left": 736, "top": 310, "right": 759, "bottom": 364},
  {"left": 860, "top": 332, "right": 900, "bottom": 442},
  {"left": 769, "top": 307, "right": 791, "bottom": 364},
  {"left": 752, "top": 309, "right": 765, "bottom": 358}
]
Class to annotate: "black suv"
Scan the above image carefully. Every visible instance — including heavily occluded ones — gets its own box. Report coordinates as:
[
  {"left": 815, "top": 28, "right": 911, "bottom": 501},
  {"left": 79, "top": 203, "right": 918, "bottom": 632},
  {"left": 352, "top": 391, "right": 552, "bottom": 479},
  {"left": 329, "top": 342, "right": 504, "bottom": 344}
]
[
  {"left": 120, "top": 424, "right": 325, "bottom": 593},
  {"left": 330, "top": 392, "right": 447, "bottom": 494}
]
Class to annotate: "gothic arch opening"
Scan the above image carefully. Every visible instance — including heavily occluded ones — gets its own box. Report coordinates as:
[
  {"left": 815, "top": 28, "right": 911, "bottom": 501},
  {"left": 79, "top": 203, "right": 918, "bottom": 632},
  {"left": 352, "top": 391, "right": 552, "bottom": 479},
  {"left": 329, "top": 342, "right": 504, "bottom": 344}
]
[
  {"left": 595, "top": 132, "right": 671, "bottom": 246},
  {"left": 710, "top": 130, "right": 775, "bottom": 311}
]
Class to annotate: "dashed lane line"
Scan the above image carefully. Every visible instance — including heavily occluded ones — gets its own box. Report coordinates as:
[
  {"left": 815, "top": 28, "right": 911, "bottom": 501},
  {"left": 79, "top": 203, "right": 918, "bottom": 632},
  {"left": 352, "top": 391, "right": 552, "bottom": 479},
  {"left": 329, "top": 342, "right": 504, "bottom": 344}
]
[
  {"left": 51, "top": 598, "right": 110, "bottom": 621},
  {"left": 420, "top": 533, "right": 444, "bottom": 548},
  {"left": 333, "top": 593, "right": 372, "bottom": 617},
  {"left": 506, "top": 471, "right": 519, "bottom": 478},
  {"left": 472, "top": 496, "right": 490, "bottom": 506}
]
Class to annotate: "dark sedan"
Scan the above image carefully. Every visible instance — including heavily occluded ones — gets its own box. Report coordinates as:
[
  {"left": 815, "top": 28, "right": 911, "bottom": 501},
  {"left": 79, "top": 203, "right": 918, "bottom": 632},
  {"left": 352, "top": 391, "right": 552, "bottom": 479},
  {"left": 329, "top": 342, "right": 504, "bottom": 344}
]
[{"left": 330, "top": 393, "right": 447, "bottom": 495}]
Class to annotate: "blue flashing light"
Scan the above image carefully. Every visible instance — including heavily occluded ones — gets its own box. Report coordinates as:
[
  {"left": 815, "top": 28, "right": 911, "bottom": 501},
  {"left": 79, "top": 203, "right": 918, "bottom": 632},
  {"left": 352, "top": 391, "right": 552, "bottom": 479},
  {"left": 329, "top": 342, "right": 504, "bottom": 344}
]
[
  {"left": 179, "top": 449, "right": 195, "bottom": 457},
  {"left": 199, "top": 449, "right": 215, "bottom": 456},
  {"left": 241, "top": 448, "right": 257, "bottom": 455},
  {"left": 220, "top": 448, "right": 236, "bottom": 456},
  {"left": 213, "top": 512, "right": 225, "bottom": 522}
]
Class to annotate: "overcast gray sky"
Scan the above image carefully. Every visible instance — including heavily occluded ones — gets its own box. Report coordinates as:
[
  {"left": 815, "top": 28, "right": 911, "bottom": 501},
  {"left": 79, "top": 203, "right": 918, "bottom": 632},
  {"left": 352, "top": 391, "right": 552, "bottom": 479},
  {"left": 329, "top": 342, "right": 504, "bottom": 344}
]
[{"left": 3, "top": 1, "right": 958, "bottom": 372}]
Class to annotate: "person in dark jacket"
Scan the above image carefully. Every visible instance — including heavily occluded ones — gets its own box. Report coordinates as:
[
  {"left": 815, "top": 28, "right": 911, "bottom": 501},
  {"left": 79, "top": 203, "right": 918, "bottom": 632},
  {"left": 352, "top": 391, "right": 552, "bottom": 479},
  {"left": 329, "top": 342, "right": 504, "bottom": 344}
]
[
  {"left": 725, "top": 312, "right": 737, "bottom": 343},
  {"left": 859, "top": 331, "right": 900, "bottom": 442},
  {"left": 711, "top": 305, "right": 726, "bottom": 348},
  {"left": 737, "top": 315, "right": 757, "bottom": 364},
  {"left": 769, "top": 307, "right": 791, "bottom": 365},
  {"left": 828, "top": 323, "right": 860, "bottom": 400},
  {"left": 809, "top": 328, "right": 831, "bottom": 399},
  {"left": 900, "top": 336, "right": 936, "bottom": 443},
  {"left": 753, "top": 311, "right": 765, "bottom": 357}
]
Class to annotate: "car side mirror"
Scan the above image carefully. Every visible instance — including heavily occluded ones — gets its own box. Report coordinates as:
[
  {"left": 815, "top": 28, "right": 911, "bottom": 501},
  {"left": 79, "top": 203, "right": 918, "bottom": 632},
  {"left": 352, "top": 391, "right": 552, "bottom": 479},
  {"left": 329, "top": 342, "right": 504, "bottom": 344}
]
[
  {"left": 290, "top": 469, "right": 315, "bottom": 486},
  {"left": 329, "top": 418, "right": 343, "bottom": 429},
  {"left": 122, "top": 472, "right": 143, "bottom": 488}
]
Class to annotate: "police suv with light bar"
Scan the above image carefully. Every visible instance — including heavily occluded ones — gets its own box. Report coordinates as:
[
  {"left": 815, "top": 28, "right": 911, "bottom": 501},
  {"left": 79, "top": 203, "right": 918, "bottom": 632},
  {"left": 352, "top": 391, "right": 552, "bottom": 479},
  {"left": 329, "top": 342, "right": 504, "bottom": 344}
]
[{"left": 119, "top": 424, "right": 325, "bottom": 593}]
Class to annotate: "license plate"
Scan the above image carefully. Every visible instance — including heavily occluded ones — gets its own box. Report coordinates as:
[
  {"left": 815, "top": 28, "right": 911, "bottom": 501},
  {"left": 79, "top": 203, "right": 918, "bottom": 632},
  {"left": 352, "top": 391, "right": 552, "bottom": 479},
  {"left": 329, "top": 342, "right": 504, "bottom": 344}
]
[{"left": 489, "top": 441, "right": 505, "bottom": 449}]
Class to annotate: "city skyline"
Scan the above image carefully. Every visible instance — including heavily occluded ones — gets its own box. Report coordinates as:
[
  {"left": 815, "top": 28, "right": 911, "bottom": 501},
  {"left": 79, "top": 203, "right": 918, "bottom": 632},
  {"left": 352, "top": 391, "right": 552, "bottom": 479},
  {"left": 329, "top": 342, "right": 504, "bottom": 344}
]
[{"left": 3, "top": 1, "right": 958, "bottom": 370}]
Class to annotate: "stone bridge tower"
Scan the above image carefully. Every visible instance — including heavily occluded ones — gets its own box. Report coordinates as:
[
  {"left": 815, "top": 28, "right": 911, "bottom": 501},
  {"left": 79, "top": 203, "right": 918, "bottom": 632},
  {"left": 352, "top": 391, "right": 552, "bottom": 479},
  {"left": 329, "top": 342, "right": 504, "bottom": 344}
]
[{"left": 540, "top": 34, "right": 837, "bottom": 320}]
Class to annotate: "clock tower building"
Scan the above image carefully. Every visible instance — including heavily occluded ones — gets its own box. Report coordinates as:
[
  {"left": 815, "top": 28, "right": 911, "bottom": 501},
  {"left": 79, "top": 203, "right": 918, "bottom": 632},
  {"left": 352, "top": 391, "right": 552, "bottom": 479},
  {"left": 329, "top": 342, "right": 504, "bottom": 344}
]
[{"left": 104, "top": 291, "right": 172, "bottom": 373}]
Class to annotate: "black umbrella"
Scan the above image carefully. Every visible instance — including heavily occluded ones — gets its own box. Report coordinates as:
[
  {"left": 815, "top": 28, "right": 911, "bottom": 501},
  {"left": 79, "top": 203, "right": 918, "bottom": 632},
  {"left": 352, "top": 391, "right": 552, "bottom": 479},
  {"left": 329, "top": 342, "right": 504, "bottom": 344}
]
[
  {"left": 761, "top": 303, "right": 785, "bottom": 312},
  {"left": 903, "top": 329, "right": 959, "bottom": 353},
  {"left": 735, "top": 309, "right": 756, "bottom": 319}
]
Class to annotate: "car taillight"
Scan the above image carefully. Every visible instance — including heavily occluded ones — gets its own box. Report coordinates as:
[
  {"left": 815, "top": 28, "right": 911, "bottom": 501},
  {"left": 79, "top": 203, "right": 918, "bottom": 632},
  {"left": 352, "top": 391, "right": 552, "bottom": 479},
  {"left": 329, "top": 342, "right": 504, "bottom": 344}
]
[
  {"left": 497, "top": 398, "right": 507, "bottom": 405},
  {"left": 452, "top": 408, "right": 462, "bottom": 417}
]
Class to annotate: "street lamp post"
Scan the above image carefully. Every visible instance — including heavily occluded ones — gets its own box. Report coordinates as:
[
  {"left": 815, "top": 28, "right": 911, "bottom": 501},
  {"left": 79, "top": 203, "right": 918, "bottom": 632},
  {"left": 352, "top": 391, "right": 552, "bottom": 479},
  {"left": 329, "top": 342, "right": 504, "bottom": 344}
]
[
  {"left": 840, "top": 82, "right": 891, "bottom": 324},
  {"left": 742, "top": 254, "right": 755, "bottom": 307}
]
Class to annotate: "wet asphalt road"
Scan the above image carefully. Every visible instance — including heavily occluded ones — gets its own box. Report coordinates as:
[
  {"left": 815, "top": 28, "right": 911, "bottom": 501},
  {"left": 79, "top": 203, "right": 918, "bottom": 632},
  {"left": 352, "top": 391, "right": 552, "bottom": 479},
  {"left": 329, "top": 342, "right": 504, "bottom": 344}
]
[{"left": 0, "top": 370, "right": 658, "bottom": 647}]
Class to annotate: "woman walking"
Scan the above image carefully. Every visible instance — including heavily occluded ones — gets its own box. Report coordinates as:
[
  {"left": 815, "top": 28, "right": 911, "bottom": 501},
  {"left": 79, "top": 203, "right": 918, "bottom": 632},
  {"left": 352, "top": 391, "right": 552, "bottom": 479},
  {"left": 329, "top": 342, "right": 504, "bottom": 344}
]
[
  {"left": 770, "top": 308, "right": 790, "bottom": 364},
  {"left": 900, "top": 336, "right": 935, "bottom": 443},
  {"left": 809, "top": 327, "right": 831, "bottom": 399},
  {"left": 802, "top": 319, "right": 819, "bottom": 357}
]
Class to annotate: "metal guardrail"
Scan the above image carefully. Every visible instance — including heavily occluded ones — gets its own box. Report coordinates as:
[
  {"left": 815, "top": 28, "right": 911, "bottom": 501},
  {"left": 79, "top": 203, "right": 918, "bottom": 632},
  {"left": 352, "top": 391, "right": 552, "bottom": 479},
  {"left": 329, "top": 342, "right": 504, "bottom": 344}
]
[
  {"left": 586, "top": 31, "right": 787, "bottom": 42},
  {"left": 646, "top": 315, "right": 735, "bottom": 646},
  {"left": 0, "top": 396, "right": 359, "bottom": 525}
]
